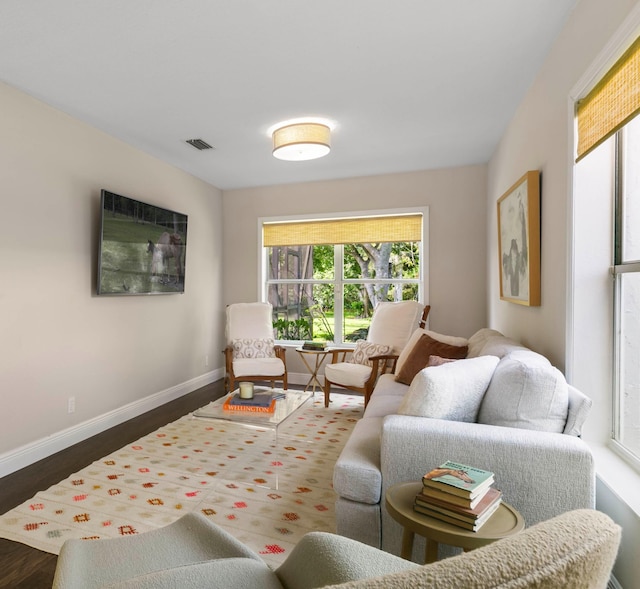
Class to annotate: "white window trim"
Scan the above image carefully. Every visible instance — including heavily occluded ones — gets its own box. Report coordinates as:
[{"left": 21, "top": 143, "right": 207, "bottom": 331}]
[{"left": 567, "top": 3, "right": 640, "bottom": 517}]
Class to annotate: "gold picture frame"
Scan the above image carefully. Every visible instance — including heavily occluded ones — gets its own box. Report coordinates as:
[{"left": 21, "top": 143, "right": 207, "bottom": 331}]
[{"left": 497, "top": 171, "right": 541, "bottom": 306}]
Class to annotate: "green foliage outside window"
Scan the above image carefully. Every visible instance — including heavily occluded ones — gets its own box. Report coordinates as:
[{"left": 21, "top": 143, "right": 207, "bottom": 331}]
[{"left": 268, "top": 241, "right": 420, "bottom": 343}]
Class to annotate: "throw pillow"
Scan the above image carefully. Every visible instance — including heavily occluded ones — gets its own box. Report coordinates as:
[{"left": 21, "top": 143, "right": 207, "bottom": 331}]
[
  {"left": 232, "top": 338, "right": 275, "bottom": 359},
  {"left": 348, "top": 340, "right": 392, "bottom": 367},
  {"left": 397, "top": 355, "right": 500, "bottom": 422},
  {"left": 477, "top": 352, "right": 569, "bottom": 433},
  {"left": 427, "top": 355, "right": 458, "bottom": 367},
  {"left": 395, "top": 333, "right": 468, "bottom": 385},
  {"left": 395, "top": 328, "right": 468, "bottom": 375}
]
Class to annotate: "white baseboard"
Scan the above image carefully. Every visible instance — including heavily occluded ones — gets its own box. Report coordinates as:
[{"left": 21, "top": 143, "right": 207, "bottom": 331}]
[
  {"left": 0, "top": 368, "right": 223, "bottom": 478},
  {"left": 288, "top": 371, "right": 325, "bottom": 387}
]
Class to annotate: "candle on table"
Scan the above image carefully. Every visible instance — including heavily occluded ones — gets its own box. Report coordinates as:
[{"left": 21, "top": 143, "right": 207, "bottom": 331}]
[{"left": 239, "top": 382, "right": 254, "bottom": 399}]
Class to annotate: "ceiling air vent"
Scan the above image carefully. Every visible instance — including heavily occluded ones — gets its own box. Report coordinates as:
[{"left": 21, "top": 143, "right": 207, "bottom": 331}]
[{"left": 185, "top": 138, "right": 214, "bottom": 150}]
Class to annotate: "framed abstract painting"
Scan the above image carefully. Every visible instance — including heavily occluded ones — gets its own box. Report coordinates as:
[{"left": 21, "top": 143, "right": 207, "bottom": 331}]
[{"left": 497, "top": 171, "right": 541, "bottom": 306}]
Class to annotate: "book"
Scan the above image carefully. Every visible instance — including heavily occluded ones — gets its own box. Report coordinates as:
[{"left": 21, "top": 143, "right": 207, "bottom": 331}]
[
  {"left": 302, "top": 341, "right": 327, "bottom": 350},
  {"left": 414, "top": 487, "right": 502, "bottom": 523},
  {"left": 223, "top": 392, "right": 276, "bottom": 413},
  {"left": 422, "top": 461, "right": 495, "bottom": 499},
  {"left": 418, "top": 484, "right": 489, "bottom": 509},
  {"left": 413, "top": 497, "right": 502, "bottom": 531}
]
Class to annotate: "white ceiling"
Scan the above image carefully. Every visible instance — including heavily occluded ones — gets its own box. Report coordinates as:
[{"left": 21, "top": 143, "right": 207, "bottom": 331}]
[{"left": 0, "top": 1, "right": 577, "bottom": 190}]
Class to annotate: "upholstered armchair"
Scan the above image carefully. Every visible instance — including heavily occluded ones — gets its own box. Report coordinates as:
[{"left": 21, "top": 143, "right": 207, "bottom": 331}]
[
  {"left": 323, "top": 301, "right": 429, "bottom": 407},
  {"left": 53, "top": 509, "right": 620, "bottom": 588},
  {"left": 224, "top": 302, "right": 287, "bottom": 392}
]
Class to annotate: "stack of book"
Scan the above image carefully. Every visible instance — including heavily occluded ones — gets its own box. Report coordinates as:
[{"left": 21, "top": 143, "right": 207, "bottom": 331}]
[
  {"left": 302, "top": 341, "right": 327, "bottom": 351},
  {"left": 223, "top": 390, "right": 284, "bottom": 413},
  {"left": 414, "top": 460, "right": 502, "bottom": 532}
]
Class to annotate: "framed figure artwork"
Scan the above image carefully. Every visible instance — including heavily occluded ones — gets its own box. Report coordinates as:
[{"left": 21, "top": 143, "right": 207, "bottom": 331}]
[{"left": 497, "top": 171, "right": 541, "bottom": 306}]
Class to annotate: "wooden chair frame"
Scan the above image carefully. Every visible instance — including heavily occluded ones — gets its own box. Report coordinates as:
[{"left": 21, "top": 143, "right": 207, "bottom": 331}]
[
  {"left": 223, "top": 345, "right": 288, "bottom": 393},
  {"left": 323, "top": 305, "right": 430, "bottom": 407}
]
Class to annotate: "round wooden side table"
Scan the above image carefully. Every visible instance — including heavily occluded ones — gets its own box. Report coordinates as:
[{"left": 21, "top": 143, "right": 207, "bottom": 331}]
[{"left": 385, "top": 481, "right": 525, "bottom": 563}]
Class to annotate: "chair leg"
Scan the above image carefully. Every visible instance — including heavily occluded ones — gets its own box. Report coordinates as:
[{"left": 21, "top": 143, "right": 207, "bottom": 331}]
[{"left": 323, "top": 380, "right": 331, "bottom": 408}]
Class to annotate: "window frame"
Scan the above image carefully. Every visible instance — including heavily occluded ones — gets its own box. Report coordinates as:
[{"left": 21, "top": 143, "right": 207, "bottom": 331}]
[
  {"left": 259, "top": 207, "right": 429, "bottom": 346},
  {"left": 612, "top": 125, "right": 640, "bottom": 470}
]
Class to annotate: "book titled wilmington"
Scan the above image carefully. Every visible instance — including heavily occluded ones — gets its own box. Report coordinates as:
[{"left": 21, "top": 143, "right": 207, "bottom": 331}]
[{"left": 422, "top": 460, "right": 495, "bottom": 499}]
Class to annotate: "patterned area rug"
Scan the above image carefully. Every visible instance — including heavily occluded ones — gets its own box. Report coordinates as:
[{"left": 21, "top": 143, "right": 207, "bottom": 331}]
[{"left": 0, "top": 393, "right": 363, "bottom": 567}]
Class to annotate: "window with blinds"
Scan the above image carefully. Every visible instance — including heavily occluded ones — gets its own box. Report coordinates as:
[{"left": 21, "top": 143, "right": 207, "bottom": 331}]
[
  {"left": 574, "top": 35, "right": 640, "bottom": 471},
  {"left": 576, "top": 35, "right": 640, "bottom": 161},
  {"left": 261, "top": 211, "right": 425, "bottom": 344}
]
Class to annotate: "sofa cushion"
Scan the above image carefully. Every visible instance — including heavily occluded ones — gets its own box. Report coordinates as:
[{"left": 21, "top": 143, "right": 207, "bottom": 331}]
[
  {"left": 397, "top": 356, "right": 500, "bottom": 422},
  {"left": 478, "top": 335, "right": 529, "bottom": 359},
  {"left": 395, "top": 329, "right": 468, "bottom": 375},
  {"left": 394, "top": 333, "right": 468, "bottom": 385},
  {"left": 466, "top": 328, "right": 504, "bottom": 358},
  {"left": 478, "top": 352, "right": 569, "bottom": 433},
  {"left": 325, "top": 362, "right": 372, "bottom": 388},
  {"left": 363, "top": 394, "right": 404, "bottom": 418},
  {"left": 333, "top": 418, "right": 383, "bottom": 504},
  {"left": 564, "top": 385, "right": 593, "bottom": 436},
  {"left": 232, "top": 357, "right": 285, "bottom": 377},
  {"left": 371, "top": 373, "right": 410, "bottom": 397},
  {"left": 349, "top": 341, "right": 391, "bottom": 366}
]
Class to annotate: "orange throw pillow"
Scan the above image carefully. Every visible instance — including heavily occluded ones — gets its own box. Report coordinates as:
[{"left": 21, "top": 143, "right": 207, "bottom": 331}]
[{"left": 394, "top": 333, "right": 468, "bottom": 385}]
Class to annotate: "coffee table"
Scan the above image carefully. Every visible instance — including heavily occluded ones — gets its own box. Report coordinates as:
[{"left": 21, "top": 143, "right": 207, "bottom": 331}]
[
  {"left": 192, "top": 388, "right": 313, "bottom": 490},
  {"left": 192, "top": 387, "right": 312, "bottom": 430},
  {"left": 385, "top": 481, "right": 525, "bottom": 563}
]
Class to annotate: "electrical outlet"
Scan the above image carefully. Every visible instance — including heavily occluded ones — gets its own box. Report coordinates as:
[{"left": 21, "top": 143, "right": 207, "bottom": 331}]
[
  {"left": 67, "top": 396, "right": 76, "bottom": 414},
  {"left": 204, "top": 355, "right": 210, "bottom": 367}
]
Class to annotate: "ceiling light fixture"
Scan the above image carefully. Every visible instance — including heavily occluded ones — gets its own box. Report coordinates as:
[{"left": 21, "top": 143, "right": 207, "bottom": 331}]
[{"left": 272, "top": 122, "right": 331, "bottom": 161}]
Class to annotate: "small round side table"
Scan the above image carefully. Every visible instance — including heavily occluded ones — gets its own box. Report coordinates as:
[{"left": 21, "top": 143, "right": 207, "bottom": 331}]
[{"left": 385, "top": 481, "right": 525, "bottom": 563}]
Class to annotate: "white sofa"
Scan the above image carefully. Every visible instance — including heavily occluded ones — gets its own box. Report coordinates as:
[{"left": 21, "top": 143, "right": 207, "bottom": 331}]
[{"left": 332, "top": 328, "right": 595, "bottom": 561}]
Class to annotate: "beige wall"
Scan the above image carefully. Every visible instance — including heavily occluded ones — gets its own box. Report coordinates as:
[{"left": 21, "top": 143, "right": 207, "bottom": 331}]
[
  {"left": 487, "top": 0, "right": 638, "bottom": 370},
  {"left": 0, "top": 82, "right": 224, "bottom": 466},
  {"left": 487, "top": 1, "right": 640, "bottom": 585},
  {"left": 222, "top": 165, "right": 488, "bottom": 344}
]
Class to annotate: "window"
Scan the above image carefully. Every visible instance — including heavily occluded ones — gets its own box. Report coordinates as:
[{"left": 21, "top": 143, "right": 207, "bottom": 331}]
[
  {"left": 261, "top": 210, "right": 426, "bottom": 345},
  {"left": 613, "top": 115, "right": 640, "bottom": 467},
  {"left": 574, "top": 33, "right": 640, "bottom": 471}
]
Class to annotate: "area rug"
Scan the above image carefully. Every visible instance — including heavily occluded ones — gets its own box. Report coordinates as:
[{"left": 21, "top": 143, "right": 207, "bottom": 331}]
[{"left": 0, "top": 393, "right": 363, "bottom": 568}]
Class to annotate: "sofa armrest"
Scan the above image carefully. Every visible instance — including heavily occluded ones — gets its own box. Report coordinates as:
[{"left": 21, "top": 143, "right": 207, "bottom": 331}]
[{"left": 380, "top": 415, "right": 595, "bottom": 527}]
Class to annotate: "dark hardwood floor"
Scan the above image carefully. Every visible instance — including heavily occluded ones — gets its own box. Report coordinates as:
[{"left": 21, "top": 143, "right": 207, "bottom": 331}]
[{"left": 0, "top": 380, "right": 226, "bottom": 589}]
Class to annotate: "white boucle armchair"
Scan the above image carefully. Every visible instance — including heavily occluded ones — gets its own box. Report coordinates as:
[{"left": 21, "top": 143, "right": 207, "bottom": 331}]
[{"left": 53, "top": 509, "right": 619, "bottom": 589}]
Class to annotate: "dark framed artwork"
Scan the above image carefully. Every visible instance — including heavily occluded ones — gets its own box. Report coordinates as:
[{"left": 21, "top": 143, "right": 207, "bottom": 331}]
[{"left": 497, "top": 171, "right": 541, "bottom": 306}]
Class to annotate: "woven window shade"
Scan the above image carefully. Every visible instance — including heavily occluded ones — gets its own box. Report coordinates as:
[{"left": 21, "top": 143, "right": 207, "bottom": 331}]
[
  {"left": 576, "top": 36, "right": 640, "bottom": 161},
  {"left": 263, "top": 214, "right": 422, "bottom": 247}
]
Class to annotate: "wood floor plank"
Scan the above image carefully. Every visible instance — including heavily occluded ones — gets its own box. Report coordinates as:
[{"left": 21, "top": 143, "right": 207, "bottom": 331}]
[{"left": 0, "top": 380, "right": 225, "bottom": 588}]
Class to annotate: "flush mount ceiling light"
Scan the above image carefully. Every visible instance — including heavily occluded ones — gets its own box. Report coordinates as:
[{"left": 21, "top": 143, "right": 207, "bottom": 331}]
[{"left": 272, "top": 122, "right": 331, "bottom": 161}]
